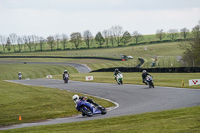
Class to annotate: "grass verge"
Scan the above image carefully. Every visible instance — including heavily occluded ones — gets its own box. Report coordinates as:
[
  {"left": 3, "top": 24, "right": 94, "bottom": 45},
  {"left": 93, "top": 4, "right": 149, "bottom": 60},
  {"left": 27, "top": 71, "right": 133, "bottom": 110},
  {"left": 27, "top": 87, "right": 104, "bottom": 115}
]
[
  {"left": 2, "top": 106, "right": 200, "bottom": 133},
  {"left": 54, "top": 72, "right": 200, "bottom": 89},
  {"left": 0, "top": 80, "right": 114, "bottom": 126},
  {"left": 0, "top": 64, "right": 78, "bottom": 80}
]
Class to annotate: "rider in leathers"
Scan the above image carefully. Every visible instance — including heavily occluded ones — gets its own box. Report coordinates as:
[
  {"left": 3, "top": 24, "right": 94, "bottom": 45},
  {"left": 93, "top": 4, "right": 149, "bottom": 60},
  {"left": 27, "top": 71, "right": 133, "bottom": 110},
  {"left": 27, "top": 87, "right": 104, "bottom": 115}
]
[
  {"left": 113, "top": 68, "right": 122, "bottom": 82},
  {"left": 63, "top": 70, "right": 70, "bottom": 80},
  {"left": 142, "top": 70, "right": 151, "bottom": 85},
  {"left": 72, "top": 95, "right": 99, "bottom": 111}
]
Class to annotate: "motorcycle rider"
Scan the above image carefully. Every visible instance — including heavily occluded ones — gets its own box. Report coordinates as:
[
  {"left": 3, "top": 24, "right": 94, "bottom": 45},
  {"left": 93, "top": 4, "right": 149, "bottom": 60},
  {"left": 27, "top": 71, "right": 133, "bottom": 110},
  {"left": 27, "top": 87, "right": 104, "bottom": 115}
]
[
  {"left": 72, "top": 94, "right": 99, "bottom": 109},
  {"left": 18, "top": 72, "right": 22, "bottom": 80},
  {"left": 113, "top": 68, "right": 122, "bottom": 82},
  {"left": 142, "top": 70, "right": 151, "bottom": 85},
  {"left": 63, "top": 70, "right": 69, "bottom": 80}
]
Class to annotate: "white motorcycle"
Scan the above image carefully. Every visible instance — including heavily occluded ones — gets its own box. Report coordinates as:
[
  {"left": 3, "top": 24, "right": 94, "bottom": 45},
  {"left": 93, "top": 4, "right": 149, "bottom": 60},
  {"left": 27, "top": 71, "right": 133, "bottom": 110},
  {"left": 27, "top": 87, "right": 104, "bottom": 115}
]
[
  {"left": 145, "top": 75, "right": 154, "bottom": 88},
  {"left": 63, "top": 73, "right": 69, "bottom": 83},
  {"left": 116, "top": 73, "right": 123, "bottom": 85}
]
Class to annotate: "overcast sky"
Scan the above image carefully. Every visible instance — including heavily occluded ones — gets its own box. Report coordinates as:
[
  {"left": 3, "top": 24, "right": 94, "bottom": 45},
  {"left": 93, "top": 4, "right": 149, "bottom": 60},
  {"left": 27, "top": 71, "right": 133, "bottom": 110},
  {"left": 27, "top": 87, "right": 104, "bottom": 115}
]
[{"left": 0, "top": 0, "right": 200, "bottom": 37}]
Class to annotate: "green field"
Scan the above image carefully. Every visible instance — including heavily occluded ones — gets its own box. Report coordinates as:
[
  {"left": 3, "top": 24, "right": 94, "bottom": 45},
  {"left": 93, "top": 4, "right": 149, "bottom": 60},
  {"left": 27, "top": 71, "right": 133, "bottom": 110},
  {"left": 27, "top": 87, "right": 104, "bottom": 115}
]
[
  {"left": 0, "top": 64, "right": 78, "bottom": 80},
  {"left": 0, "top": 80, "right": 114, "bottom": 126},
  {"left": 0, "top": 42, "right": 186, "bottom": 69},
  {"left": 1, "top": 106, "right": 200, "bottom": 133}
]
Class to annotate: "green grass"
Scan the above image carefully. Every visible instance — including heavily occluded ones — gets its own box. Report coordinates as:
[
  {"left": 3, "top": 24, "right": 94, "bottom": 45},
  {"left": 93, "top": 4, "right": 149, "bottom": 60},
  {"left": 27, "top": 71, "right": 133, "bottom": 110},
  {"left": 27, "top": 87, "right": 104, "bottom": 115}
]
[
  {"left": 2, "top": 106, "right": 200, "bottom": 133},
  {"left": 0, "top": 80, "right": 114, "bottom": 126},
  {"left": 0, "top": 64, "right": 78, "bottom": 80},
  {"left": 0, "top": 42, "right": 186, "bottom": 69},
  {"left": 54, "top": 72, "right": 200, "bottom": 89}
]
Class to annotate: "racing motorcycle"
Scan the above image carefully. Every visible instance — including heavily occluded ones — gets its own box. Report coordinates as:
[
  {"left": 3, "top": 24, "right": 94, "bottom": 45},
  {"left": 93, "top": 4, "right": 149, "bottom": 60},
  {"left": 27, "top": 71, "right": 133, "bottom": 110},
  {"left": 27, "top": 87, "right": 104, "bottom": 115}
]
[
  {"left": 76, "top": 100, "right": 107, "bottom": 117},
  {"left": 145, "top": 75, "right": 154, "bottom": 88},
  {"left": 63, "top": 73, "right": 69, "bottom": 83},
  {"left": 116, "top": 73, "right": 123, "bottom": 85},
  {"left": 18, "top": 75, "right": 22, "bottom": 80}
]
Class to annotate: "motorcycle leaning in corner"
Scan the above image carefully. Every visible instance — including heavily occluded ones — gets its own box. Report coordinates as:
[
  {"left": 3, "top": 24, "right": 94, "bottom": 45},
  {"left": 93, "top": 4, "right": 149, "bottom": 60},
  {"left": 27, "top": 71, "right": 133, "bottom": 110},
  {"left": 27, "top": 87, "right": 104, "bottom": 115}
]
[
  {"left": 116, "top": 73, "right": 123, "bottom": 85},
  {"left": 145, "top": 75, "right": 154, "bottom": 88},
  {"left": 72, "top": 95, "right": 107, "bottom": 117}
]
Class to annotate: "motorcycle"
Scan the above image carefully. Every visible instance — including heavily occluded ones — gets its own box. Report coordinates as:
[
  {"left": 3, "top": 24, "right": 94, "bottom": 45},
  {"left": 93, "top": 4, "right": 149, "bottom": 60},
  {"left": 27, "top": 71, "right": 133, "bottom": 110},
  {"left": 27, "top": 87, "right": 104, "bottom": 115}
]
[
  {"left": 18, "top": 75, "right": 22, "bottom": 80},
  {"left": 76, "top": 100, "right": 107, "bottom": 117},
  {"left": 63, "top": 73, "right": 69, "bottom": 83},
  {"left": 145, "top": 75, "right": 154, "bottom": 88},
  {"left": 116, "top": 73, "right": 123, "bottom": 85}
]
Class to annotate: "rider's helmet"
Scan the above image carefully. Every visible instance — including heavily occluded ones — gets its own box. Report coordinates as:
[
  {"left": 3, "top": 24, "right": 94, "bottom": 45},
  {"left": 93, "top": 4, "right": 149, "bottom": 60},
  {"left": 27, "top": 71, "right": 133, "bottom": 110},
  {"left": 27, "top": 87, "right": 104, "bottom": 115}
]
[
  {"left": 115, "top": 68, "right": 119, "bottom": 72},
  {"left": 72, "top": 94, "right": 79, "bottom": 102},
  {"left": 19, "top": 72, "right": 21, "bottom": 74},
  {"left": 64, "top": 70, "right": 67, "bottom": 73},
  {"left": 142, "top": 70, "right": 147, "bottom": 74}
]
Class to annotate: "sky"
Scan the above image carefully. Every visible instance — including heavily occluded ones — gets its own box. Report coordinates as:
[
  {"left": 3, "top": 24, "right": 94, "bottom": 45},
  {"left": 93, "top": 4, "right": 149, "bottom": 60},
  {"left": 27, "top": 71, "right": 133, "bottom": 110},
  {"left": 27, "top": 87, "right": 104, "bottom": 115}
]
[{"left": 0, "top": 0, "right": 200, "bottom": 38}]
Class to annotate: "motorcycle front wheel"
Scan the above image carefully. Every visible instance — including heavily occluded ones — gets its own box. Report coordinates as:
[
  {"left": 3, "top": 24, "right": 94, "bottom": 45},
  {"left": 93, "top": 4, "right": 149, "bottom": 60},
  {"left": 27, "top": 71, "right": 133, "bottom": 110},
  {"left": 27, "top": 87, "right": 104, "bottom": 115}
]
[{"left": 80, "top": 106, "right": 93, "bottom": 117}]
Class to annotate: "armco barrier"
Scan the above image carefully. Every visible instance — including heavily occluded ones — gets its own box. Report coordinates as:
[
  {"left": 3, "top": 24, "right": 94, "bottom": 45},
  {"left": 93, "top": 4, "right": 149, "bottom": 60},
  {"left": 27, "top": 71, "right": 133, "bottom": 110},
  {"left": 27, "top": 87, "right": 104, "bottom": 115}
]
[{"left": 91, "top": 67, "right": 200, "bottom": 73}]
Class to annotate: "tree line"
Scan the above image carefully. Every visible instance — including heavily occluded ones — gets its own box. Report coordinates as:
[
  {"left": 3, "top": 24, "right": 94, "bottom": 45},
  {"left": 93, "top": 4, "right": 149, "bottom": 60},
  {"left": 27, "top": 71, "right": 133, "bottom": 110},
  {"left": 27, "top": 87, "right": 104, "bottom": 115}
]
[{"left": 0, "top": 25, "right": 199, "bottom": 53}]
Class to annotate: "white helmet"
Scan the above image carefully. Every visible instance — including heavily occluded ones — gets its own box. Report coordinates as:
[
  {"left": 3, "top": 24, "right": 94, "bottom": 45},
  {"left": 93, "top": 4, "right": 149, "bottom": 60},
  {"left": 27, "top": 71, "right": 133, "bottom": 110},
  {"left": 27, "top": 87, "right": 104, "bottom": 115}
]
[
  {"left": 72, "top": 94, "right": 79, "bottom": 102},
  {"left": 142, "top": 70, "right": 146, "bottom": 74}
]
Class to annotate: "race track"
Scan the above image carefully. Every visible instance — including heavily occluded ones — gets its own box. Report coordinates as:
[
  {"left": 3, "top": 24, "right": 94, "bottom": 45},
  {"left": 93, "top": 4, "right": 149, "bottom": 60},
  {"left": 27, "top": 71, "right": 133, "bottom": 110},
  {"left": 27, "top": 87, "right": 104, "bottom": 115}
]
[
  {"left": 0, "top": 61, "right": 91, "bottom": 73},
  {"left": 1, "top": 79, "right": 200, "bottom": 130}
]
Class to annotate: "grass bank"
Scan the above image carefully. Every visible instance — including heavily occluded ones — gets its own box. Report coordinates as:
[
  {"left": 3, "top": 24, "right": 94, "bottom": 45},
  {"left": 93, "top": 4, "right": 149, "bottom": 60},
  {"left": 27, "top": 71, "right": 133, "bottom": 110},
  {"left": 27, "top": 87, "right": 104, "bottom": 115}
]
[
  {"left": 0, "top": 42, "right": 185, "bottom": 68},
  {"left": 2, "top": 106, "right": 200, "bottom": 133},
  {"left": 0, "top": 80, "right": 114, "bottom": 126},
  {"left": 0, "top": 63, "right": 78, "bottom": 80},
  {"left": 54, "top": 72, "right": 200, "bottom": 89}
]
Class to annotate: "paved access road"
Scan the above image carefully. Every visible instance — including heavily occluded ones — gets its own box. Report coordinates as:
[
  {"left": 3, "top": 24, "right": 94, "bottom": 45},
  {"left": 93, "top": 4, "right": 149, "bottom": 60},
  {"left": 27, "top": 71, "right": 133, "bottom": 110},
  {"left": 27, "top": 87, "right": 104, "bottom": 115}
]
[{"left": 1, "top": 79, "right": 200, "bottom": 130}]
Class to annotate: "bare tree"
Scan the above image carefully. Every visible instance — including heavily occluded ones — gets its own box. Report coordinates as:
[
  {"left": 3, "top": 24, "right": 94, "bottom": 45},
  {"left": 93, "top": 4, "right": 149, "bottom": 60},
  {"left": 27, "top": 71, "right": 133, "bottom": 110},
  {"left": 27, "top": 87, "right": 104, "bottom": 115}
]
[
  {"left": 192, "top": 25, "right": 200, "bottom": 38},
  {"left": 108, "top": 29, "right": 115, "bottom": 47},
  {"left": 0, "top": 35, "right": 7, "bottom": 53},
  {"left": 47, "top": 36, "right": 55, "bottom": 51},
  {"left": 121, "top": 31, "right": 131, "bottom": 46},
  {"left": 111, "top": 25, "right": 124, "bottom": 46},
  {"left": 102, "top": 30, "right": 109, "bottom": 47},
  {"left": 156, "top": 29, "right": 166, "bottom": 41},
  {"left": 17, "top": 37, "right": 23, "bottom": 52},
  {"left": 132, "top": 31, "right": 144, "bottom": 44},
  {"left": 30, "top": 35, "right": 39, "bottom": 51},
  {"left": 27, "top": 36, "right": 33, "bottom": 52},
  {"left": 95, "top": 32, "right": 105, "bottom": 47},
  {"left": 39, "top": 37, "right": 45, "bottom": 51},
  {"left": 61, "top": 34, "right": 68, "bottom": 50},
  {"left": 70, "top": 32, "right": 82, "bottom": 49},
  {"left": 6, "top": 37, "right": 12, "bottom": 52},
  {"left": 180, "top": 28, "right": 190, "bottom": 39},
  {"left": 83, "top": 30, "right": 93, "bottom": 48},
  {"left": 22, "top": 36, "right": 28, "bottom": 52},
  {"left": 9, "top": 33, "right": 18, "bottom": 52},
  {"left": 54, "top": 34, "right": 61, "bottom": 50},
  {"left": 168, "top": 29, "right": 179, "bottom": 41}
]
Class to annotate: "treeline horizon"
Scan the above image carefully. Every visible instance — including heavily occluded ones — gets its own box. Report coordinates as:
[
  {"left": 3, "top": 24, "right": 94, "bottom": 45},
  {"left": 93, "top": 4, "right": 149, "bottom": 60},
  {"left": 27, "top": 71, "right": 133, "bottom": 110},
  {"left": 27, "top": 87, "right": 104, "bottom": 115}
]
[{"left": 0, "top": 23, "right": 199, "bottom": 53}]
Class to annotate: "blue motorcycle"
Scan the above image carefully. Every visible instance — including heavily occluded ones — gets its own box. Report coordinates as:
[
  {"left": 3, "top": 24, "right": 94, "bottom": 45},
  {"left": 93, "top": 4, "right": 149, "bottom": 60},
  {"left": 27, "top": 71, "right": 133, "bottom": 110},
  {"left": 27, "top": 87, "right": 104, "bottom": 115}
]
[{"left": 76, "top": 100, "right": 107, "bottom": 117}]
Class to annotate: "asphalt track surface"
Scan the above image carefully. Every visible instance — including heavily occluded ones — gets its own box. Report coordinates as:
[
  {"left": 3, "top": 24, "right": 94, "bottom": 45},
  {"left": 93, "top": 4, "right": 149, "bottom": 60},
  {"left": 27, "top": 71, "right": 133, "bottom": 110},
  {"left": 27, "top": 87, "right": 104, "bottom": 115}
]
[
  {"left": 0, "top": 61, "right": 91, "bottom": 73},
  {"left": 1, "top": 79, "right": 200, "bottom": 130}
]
